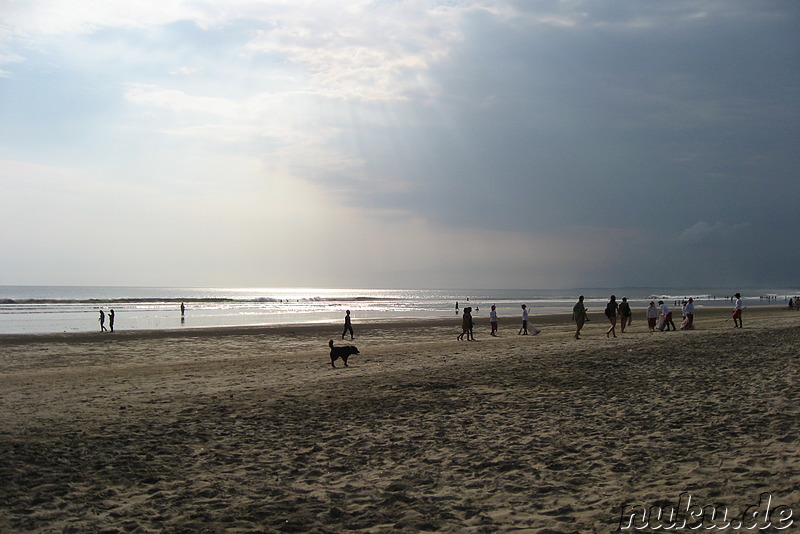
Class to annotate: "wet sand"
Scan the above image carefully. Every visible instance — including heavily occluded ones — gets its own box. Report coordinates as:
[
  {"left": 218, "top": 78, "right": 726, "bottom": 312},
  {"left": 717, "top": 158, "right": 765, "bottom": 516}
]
[{"left": 1, "top": 306, "right": 798, "bottom": 532}]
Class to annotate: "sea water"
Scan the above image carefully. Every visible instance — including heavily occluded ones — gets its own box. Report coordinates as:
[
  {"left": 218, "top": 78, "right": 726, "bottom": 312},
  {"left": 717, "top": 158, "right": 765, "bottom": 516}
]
[{"left": 0, "top": 286, "right": 794, "bottom": 335}]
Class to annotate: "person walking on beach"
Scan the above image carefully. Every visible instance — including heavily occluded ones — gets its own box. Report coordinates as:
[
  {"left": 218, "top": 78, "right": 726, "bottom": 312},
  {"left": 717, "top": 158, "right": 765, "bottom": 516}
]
[
  {"left": 342, "top": 310, "right": 354, "bottom": 340},
  {"left": 604, "top": 295, "right": 618, "bottom": 338},
  {"left": 518, "top": 304, "right": 529, "bottom": 335},
  {"left": 181, "top": 302, "right": 185, "bottom": 316},
  {"left": 572, "top": 295, "right": 587, "bottom": 339},
  {"left": 109, "top": 309, "right": 115, "bottom": 333},
  {"left": 489, "top": 305, "right": 498, "bottom": 336},
  {"left": 732, "top": 293, "right": 743, "bottom": 328},
  {"left": 646, "top": 301, "right": 659, "bottom": 332},
  {"left": 99, "top": 309, "right": 107, "bottom": 332},
  {"left": 618, "top": 297, "right": 631, "bottom": 333},
  {"left": 681, "top": 298, "right": 695, "bottom": 330},
  {"left": 458, "top": 307, "right": 474, "bottom": 341},
  {"left": 659, "top": 300, "right": 676, "bottom": 331}
]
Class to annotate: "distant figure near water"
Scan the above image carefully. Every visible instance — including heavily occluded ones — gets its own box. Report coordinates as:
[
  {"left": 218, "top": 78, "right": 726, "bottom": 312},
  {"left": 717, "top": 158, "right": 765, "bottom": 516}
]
[
  {"left": 181, "top": 302, "right": 185, "bottom": 316},
  {"left": 342, "top": 310, "right": 354, "bottom": 340},
  {"left": 109, "top": 309, "right": 115, "bottom": 332},
  {"left": 99, "top": 310, "right": 107, "bottom": 332}
]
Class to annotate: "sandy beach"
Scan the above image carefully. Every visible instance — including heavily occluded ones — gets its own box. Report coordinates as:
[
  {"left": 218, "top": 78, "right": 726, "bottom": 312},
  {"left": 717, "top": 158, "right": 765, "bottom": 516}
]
[{"left": 1, "top": 306, "right": 798, "bottom": 533}]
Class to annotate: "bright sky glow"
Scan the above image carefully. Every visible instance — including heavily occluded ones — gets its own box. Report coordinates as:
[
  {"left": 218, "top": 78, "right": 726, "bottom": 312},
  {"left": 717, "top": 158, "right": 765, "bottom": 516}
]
[{"left": 1, "top": 1, "right": 798, "bottom": 289}]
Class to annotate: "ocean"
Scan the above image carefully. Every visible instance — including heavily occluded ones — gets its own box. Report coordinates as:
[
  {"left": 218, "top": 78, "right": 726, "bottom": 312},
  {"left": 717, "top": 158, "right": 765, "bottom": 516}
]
[{"left": 0, "top": 286, "right": 794, "bottom": 335}]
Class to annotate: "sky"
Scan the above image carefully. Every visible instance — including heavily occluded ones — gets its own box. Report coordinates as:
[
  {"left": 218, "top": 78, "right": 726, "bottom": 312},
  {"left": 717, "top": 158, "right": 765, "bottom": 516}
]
[{"left": 1, "top": 0, "right": 798, "bottom": 290}]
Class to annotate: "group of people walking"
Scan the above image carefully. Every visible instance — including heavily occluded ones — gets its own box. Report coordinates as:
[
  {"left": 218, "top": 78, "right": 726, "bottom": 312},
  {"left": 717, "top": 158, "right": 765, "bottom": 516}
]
[
  {"left": 459, "top": 303, "right": 541, "bottom": 341},
  {"left": 578, "top": 292, "right": 744, "bottom": 339},
  {"left": 597, "top": 295, "right": 703, "bottom": 338},
  {"left": 98, "top": 309, "right": 115, "bottom": 332}
]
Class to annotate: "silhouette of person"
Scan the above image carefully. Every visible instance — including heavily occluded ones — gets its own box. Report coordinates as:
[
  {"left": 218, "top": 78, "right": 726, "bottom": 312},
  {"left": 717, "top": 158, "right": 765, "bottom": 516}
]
[
  {"left": 605, "top": 295, "right": 618, "bottom": 338},
  {"left": 458, "top": 307, "right": 474, "bottom": 341},
  {"left": 99, "top": 310, "right": 107, "bottom": 332},
  {"left": 109, "top": 309, "right": 115, "bottom": 332},
  {"left": 180, "top": 302, "right": 185, "bottom": 316},
  {"left": 572, "top": 295, "right": 587, "bottom": 339},
  {"left": 342, "top": 310, "right": 354, "bottom": 340},
  {"left": 618, "top": 297, "right": 631, "bottom": 333}
]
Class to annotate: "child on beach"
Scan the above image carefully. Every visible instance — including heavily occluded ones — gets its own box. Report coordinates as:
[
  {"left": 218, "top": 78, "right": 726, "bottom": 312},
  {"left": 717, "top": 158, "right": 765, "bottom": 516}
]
[{"left": 489, "top": 305, "right": 498, "bottom": 336}]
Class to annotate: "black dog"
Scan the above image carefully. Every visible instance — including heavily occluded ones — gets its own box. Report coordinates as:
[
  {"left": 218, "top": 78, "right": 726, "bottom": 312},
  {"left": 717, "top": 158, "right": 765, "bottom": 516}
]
[{"left": 329, "top": 339, "right": 359, "bottom": 368}]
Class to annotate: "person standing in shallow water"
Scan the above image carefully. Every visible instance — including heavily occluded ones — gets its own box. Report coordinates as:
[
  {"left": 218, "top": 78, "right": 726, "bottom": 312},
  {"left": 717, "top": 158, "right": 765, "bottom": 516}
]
[
  {"left": 572, "top": 295, "right": 587, "bottom": 339},
  {"left": 99, "top": 309, "right": 107, "bottom": 332},
  {"left": 605, "top": 295, "right": 618, "bottom": 338},
  {"left": 342, "top": 310, "right": 354, "bottom": 340}
]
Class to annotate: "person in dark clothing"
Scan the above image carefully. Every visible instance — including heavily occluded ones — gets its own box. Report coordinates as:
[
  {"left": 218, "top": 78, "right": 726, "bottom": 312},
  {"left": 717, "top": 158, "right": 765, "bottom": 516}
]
[{"left": 342, "top": 310, "right": 354, "bottom": 340}]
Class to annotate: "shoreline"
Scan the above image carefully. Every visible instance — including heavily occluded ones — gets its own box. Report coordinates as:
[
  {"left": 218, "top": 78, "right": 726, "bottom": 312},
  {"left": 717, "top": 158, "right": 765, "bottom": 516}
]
[{"left": 1, "top": 304, "right": 791, "bottom": 345}]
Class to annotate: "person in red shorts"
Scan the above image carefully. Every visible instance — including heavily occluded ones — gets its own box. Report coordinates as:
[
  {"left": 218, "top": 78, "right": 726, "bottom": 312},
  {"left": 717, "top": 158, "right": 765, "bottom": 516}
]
[{"left": 732, "top": 293, "right": 743, "bottom": 328}]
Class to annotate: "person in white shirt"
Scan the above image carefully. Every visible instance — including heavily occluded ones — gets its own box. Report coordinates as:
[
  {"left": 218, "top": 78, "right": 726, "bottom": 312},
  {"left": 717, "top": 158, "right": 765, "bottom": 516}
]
[
  {"left": 518, "top": 304, "right": 529, "bottom": 335},
  {"left": 489, "top": 305, "right": 498, "bottom": 336},
  {"left": 681, "top": 298, "right": 695, "bottom": 330},
  {"left": 732, "top": 292, "right": 743, "bottom": 328},
  {"left": 659, "top": 300, "right": 676, "bottom": 331},
  {"left": 646, "top": 301, "right": 659, "bottom": 331}
]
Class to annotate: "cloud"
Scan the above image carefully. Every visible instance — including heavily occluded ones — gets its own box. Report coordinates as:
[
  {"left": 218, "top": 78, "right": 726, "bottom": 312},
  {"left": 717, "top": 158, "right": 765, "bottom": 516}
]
[
  {"left": 1, "top": 0, "right": 798, "bottom": 288},
  {"left": 673, "top": 221, "right": 751, "bottom": 246}
]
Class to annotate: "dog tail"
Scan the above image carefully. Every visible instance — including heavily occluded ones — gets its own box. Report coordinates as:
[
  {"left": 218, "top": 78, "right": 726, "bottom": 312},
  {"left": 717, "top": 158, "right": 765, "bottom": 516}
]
[{"left": 328, "top": 339, "right": 334, "bottom": 349}]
